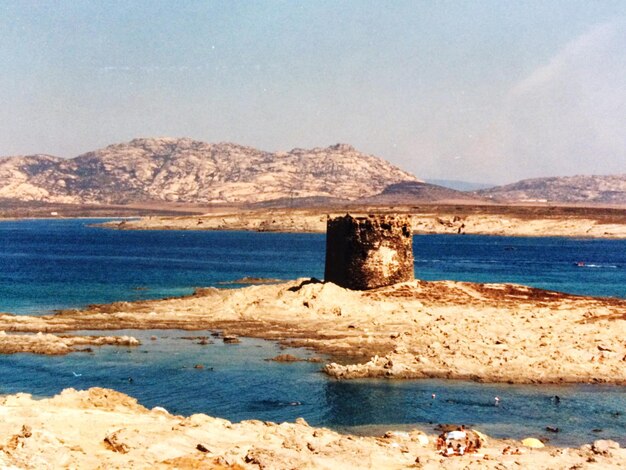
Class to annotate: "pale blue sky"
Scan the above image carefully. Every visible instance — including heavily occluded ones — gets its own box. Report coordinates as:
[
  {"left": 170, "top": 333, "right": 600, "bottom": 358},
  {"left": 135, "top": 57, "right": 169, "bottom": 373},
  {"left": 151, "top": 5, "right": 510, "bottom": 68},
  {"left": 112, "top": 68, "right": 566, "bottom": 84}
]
[{"left": 1, "top": 1, "right": 624, "bottom": 183}]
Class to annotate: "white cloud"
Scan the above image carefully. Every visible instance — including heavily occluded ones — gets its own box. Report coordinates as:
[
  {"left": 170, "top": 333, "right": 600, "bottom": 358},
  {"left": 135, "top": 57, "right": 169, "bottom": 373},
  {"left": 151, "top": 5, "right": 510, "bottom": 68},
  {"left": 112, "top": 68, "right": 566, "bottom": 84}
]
[{"left": 470, "top": 20, "right": 626, "bottom": 182}]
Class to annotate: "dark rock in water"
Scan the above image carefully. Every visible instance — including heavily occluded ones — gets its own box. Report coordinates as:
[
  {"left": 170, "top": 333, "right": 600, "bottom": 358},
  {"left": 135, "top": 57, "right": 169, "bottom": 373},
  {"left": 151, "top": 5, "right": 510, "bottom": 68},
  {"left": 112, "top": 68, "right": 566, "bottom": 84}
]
[
  {"left": 324, "top": 214, "right": 414, "bottom": 290},
  {"left": 223, "top": 335, "right": 240, "bottom": 344},
  {"left": 546, "top": 426, "right": 560, "bottom": 433},
  {"left": 196, "top": 443, "right": 210, "bottom": 453},
  {"left": 267, "top": 354, "right": 301, "bottom": 362}
]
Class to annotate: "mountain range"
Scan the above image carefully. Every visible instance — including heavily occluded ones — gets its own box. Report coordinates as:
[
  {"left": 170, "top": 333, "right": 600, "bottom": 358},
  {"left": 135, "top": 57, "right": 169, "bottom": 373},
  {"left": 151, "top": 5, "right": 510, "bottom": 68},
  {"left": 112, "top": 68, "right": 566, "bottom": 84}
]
[
  {"left": 477, "top": 175, "right": 626, "bottom": 205},
  {"left": 0, "top": 138, "right": 420, "bottom": 205},
  {"left": 0, "top": 137, "right": 624, "bottom": 206}
]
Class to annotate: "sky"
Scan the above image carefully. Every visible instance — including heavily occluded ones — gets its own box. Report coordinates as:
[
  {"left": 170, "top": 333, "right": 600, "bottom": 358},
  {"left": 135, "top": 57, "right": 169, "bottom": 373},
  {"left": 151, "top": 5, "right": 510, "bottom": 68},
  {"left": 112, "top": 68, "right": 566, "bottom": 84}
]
[{"left": 0, "top": 0, "right": 624, "bottom": 184}]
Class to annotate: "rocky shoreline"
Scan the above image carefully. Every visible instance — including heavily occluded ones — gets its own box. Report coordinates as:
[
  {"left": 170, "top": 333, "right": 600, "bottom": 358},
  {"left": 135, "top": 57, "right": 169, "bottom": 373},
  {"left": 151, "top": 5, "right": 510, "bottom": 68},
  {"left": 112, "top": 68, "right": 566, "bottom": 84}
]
[
  {"left": 1, "top": 278, "right": 624, "bottom": 385},
  {"left": 0, "top": 331, "right": 139, "bottom": 355},
  {"left": 1, "top": 278, "right": 624, "bottom": 468},
  {"left": 0, "top": 387, "right": 623, "bottom": 469},
  {"left": 97, "top": 206, "right": 626, "bottom": 238}
]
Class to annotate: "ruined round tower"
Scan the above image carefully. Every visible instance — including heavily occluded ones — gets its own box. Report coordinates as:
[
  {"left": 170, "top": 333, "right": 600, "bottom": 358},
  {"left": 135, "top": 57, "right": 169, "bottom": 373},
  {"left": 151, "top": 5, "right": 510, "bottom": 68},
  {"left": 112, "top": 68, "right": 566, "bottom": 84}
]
[{"left": 324, "top": 214, "right": 414, "bottom": 290}]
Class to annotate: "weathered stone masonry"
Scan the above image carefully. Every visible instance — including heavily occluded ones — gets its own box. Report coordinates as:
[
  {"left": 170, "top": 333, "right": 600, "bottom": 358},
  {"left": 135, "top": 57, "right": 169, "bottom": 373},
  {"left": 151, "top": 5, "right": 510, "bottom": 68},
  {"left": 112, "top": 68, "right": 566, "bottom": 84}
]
[{"left": 324, "top": 214, "right": 415, "bottom": 290}]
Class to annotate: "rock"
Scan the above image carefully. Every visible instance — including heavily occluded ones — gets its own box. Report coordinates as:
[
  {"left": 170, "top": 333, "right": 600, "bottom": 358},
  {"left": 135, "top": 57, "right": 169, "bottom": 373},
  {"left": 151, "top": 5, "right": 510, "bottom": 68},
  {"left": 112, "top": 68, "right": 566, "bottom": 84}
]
[
  {"left": 592, "top": 439, "right": 620, "bottom": 456},
  {"left": 223, "top": 335, "right": 240, "bottom": 344},
  {"left": 196, "top": 443, "right": 210, "bottom": 453},
  {"left": 0, "top": 139, "right": 418, "bottom": 205},
  {"left": 267, "top": 354, "right": 301, "bottom": 362},
  {"left": 103, "top": 430, "right": 130, "bottom": 453}
]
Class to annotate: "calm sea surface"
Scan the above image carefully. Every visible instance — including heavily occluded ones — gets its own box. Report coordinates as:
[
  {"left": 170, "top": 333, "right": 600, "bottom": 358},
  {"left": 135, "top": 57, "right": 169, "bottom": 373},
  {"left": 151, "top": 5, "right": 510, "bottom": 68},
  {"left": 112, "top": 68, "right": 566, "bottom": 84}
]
[{"left": 0, "top": 219, "right": 624, "bottom": 446}]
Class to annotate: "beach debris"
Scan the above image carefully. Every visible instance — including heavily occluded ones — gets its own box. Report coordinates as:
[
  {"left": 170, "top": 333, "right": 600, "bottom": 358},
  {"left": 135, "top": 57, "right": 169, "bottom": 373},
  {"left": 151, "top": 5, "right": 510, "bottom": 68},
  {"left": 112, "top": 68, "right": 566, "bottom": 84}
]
[
  {"left": 521, "top": 437, "right": 545, "bottom": 448},
  {"left": 324, "top": 214, "right": 414, "bottom": 290},
  {"left": 151, "top": 406, "right": 169, "bottom": 415},
  {"left": 194, "top": 364, "right": 204, "bottom": 369}
]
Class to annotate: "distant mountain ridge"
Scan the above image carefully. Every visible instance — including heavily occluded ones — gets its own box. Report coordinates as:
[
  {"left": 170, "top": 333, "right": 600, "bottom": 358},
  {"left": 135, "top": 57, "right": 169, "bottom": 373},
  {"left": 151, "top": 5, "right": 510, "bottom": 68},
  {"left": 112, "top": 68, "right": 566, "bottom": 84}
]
[
  {"left": 362, "top": 181, "right": 486, "bottom": 204},
  {"left": 0, "top": 138, "right": 420, "bottom": 205},
  {"left": 478, "top": 175, "right": 626, "bottom": 205}
]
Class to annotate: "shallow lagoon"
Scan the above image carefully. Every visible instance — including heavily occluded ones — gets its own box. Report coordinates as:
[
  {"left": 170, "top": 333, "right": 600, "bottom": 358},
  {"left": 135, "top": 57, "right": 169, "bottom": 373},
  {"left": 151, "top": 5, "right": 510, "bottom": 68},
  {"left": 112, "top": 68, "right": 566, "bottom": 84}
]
[{"left": 0, "top": 219, "right": 624, "bottom": 446}]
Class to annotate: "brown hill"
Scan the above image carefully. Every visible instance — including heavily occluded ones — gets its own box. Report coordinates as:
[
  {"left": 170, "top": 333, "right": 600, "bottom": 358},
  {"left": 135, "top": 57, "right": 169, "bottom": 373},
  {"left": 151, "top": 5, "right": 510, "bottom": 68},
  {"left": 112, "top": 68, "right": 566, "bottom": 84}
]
[{"left": 360, "top": 181, "right": 487, "bottom": 205}]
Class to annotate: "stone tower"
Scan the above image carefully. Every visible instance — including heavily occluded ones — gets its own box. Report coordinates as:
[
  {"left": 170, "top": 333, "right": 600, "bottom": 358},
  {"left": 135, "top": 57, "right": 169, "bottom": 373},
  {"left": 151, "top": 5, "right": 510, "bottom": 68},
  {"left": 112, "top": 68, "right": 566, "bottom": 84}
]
[{"left": 324, "top": 214, "right": 414, "bottom": 290}]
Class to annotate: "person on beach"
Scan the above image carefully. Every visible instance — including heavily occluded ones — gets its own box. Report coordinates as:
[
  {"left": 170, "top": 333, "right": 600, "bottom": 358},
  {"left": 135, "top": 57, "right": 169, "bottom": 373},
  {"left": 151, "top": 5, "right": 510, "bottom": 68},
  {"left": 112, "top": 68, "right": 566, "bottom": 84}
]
[
  {"left": 444, "top": 442, "right": 454, "bottom": 456},
  {"left": 436, "top": 435, "right": 445, "bottom": 451},
  {"left": 466, "top": 440, "right": 475, "bottom": 453}
]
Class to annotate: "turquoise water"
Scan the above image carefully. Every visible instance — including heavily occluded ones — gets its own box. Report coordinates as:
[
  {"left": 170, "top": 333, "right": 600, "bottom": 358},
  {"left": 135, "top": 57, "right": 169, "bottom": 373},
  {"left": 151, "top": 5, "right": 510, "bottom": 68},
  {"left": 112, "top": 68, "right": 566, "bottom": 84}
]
[{"left": 0, "top": 219, "right": 624, "bottom": 446}]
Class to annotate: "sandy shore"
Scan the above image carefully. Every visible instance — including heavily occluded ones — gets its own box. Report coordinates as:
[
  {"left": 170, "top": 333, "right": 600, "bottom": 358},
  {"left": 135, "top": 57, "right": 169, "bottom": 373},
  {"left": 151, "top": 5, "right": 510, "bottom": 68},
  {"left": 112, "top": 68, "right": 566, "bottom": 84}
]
[
  {"left": 98, "top": 206, "right": 626, "bottom": 238},
  {"left": 1, "top": 279, "right": 624, "bottom": 385},
  {"left": 0, "top": 387, "right": 623, "bottom": 469}
]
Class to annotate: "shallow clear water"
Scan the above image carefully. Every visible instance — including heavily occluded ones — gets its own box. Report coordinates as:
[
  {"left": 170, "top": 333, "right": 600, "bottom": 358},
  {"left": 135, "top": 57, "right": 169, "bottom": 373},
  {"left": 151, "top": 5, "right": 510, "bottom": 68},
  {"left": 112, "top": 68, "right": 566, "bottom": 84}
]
[{"left": 0, "top": 219, "right": 624, "bottom": 446}]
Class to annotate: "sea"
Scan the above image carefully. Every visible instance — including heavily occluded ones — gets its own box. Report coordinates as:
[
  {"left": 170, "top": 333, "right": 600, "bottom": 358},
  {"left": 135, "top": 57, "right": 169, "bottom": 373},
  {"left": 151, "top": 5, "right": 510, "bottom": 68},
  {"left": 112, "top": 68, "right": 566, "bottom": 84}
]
[{"left": 0, "top": 218, "right": 624, "bottom": 446}]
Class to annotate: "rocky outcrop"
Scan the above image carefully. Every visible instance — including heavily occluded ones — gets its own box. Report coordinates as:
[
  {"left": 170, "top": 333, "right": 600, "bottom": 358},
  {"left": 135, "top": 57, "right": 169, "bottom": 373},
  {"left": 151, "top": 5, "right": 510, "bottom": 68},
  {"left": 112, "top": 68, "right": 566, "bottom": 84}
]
[
  {"left": 0, "top": 138, "right": 420, "bottom": 205},
  {"left": 478, "top": 175, "right": 626, "bottom": 204},
  {"left": 0, "top": 331, "right": 140, "bottom": 355},
  {"left": 324, "top": 214, "right": 414, "bottom": 290},
  {"left": 0, "top": 387, "right": 624, "bottom": 469}
]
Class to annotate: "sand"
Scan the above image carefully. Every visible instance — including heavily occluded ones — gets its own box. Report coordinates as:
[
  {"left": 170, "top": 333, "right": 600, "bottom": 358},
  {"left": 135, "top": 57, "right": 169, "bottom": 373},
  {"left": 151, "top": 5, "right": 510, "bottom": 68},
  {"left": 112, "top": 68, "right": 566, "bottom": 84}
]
[{"left": 0, "top": 387, "right": 623, "bottom": 469}]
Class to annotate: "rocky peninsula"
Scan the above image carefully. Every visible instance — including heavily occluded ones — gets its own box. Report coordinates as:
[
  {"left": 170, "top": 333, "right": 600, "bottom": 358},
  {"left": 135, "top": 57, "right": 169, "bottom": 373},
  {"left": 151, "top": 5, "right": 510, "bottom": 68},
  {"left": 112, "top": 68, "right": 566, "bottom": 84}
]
[{"left": 1, "top": 278, "right": 624, "bottom": 385}]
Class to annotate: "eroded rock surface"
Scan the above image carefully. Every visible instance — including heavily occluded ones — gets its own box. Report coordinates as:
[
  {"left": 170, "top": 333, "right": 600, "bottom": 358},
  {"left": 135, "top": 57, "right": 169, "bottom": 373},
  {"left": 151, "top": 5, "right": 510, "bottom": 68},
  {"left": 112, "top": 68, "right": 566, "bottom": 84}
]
[
  {"left": 0, "top": 387, "right": 624, "bottom": 469},
  {"left": 0, "top": 279, "right": 624, "bottom": 385}
]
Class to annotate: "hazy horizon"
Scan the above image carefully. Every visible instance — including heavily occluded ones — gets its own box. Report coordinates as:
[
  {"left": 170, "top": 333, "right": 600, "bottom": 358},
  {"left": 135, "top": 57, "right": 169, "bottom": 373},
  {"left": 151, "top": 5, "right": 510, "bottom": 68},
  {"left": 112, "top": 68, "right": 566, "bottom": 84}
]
[{"left": 1, "top": 1, "right": 624, "bottom": 185}]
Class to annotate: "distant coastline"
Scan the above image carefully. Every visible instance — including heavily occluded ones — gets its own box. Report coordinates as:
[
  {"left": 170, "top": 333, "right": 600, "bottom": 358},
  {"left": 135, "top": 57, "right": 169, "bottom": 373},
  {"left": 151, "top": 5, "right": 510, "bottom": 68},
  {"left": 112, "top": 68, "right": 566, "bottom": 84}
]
[{"left": 94, "top": 204, "right": 626, "bottom": 239}]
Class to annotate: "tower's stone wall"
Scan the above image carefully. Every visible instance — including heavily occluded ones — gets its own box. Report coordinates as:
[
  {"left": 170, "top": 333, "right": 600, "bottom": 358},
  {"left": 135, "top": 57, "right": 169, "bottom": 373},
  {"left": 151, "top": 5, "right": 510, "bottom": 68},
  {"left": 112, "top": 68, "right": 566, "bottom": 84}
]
[{"left": 324, "top": 214, "right": 414, "bottom": 290}]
